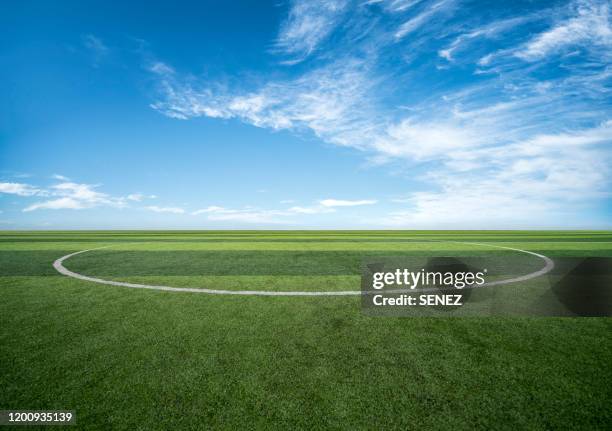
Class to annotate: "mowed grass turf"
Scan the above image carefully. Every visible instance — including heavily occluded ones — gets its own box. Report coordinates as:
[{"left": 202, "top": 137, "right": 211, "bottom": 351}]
[{"left": 1, "top": 231, "right": 611, "bottom": 430}]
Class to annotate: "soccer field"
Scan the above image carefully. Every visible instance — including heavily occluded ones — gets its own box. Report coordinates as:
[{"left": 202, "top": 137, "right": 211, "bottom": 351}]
[{"left": 1, "top": 231, "right": 611, "bottom": 429}]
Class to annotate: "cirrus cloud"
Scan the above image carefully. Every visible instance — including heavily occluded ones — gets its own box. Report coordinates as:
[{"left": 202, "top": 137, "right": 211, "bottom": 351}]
[
  {"left": 148, "top": 0, "right": 612, "bottom": 227},
  {"left": 0, "top": 182, "right": 44, "bottom": 197},
  {"left": 319, "top": 199, "right": 377, "bottom": 207},
  {"left": 145, "top": 206, "right": 185, "bottom": 214}
]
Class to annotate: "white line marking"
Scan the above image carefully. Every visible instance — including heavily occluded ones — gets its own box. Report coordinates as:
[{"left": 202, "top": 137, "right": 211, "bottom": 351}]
[{"left": 53, "top": 242, "right": 555, "bottom": 296}]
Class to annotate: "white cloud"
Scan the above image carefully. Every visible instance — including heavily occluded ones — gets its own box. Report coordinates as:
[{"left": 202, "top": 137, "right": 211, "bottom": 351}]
[
  {"left": 379, "top": 0, "right": 424, "bottom": 13},
  {"left": 390, "top": 197, "right": 412, "bottom": 203},
  {"left": 126, "top": 193, "right": 155, "bottom": 202},
  {"left": 438, "top": 16, "right": 533, "bottom": 62},
  {"left": 287, "top": 205, "right": 335, "bottom": 214},
  {"left": 151, "top": 57, "right": 377, "bottom": 150},
  {"left": 145, "top": 206, "right": 185, "bottom": 214},
  {"left": 52, "top": 182, "right": 110, "bottom": 202},
  {"left": 3, "top": 174, "right": 166, "bottom": 218},
  {"left": 516, "top": 0, "right": 612, "bottom": 61},
  {"left": 149, "top": 0, "right": 612, "bottom": 227},
  {"left": 380, "top": 121, "right": 612, "bottom": 226},
  {"left": 82, "top": 34, "right": 109, "bottom": 66},
  {"left": 24, "top": 197, "right": 87, "bottom": 212},
  {"left": 51, "top": 174, "right": 70, "bottom": 181},
  {"left": 191, "top": 206, "right": 226, "bottom": 215},
  {"left": 192, "top": 206, "right": 287, "bottom": 223},
  {"left": 149, "top": 61, "right": 174, "bottom": 75},
  {"left": 191, "top": 203, "right": 336, "bottom": 223},
  {"left": 151, "top": 49, "right": 611, "bottom": 224},
  {"left": 206, "top": 211, "right": 282, "bottom": 223},
  {"left": 20, "top": 180, "right": 137, "bottom": 212},
  {"left": 319, "top": 199, "right": 377, "bottom": 207},
  {"left": 374, "top": 118, "right": 480, "bottom": 160},
  {"left": 275, "top": 0, "right": 348, "bottom": 63},
  {"left": 477, "top": 53, "right": 495, "bottom": 66},
  {"left": 127, "top": 193, "right": 144, "bottom": 201},
  {"left": 0, "top": 182, "right": 43, "bottom": 196},
  {"left": 394, "top": 0, "right": 454, "bottom": 40}
]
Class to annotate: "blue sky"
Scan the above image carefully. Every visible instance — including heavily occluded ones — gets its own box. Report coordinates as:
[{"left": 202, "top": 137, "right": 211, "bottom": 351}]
[{"left": 1, "top": 0, "right": 611, "bottom": 229}]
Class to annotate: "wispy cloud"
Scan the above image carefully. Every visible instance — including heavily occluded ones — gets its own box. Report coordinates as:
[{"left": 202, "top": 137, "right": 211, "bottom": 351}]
[
  {"left": 0, "top": 182, "right": 44, "bottom": 197},
  {"left": 275, "top": 0, "right": 348, "bottom": 63},
  {"left": 287, "top": 205, "right": 335, "bottom": 214},
  {"left": 191, "top": 203, "right": 335, "bottom": 223},
  {"left": 149, "top": 0, "right": 612, "bottom": 226},
  {"left": 394, "top": 0, "right": 454, "bottom": 40},
  {"left": 145, "top": 205, "right": 185, "bottom": 214},
  {"left": 24, "top": 197, "right": 89, "bottom": 212},
  {"left": 127, "top": 193, "right": 155, "bottom": 201},
  {"left": 191, "top": 206, "right": 225, "bottom": 215},
  {"left": 191, "top": 206, "right": 288, "bottom": 223},
  {"left": 319, "top": 199, "right": 377, "bottom": 207},
  {"left": 2, "top": 178, "right": 155, "bottom": 213},
  {"left": 438, "top": 16, "right": 534, "bottom": 61},
  {"left": 53, "top": 182, "right": 110, "bottom": 202},
  {"left": 24, "top": 181, "right": 127, "bottom": 212},
  {"left": 380, "top": 119, "right": 612, "bottom": 226},
  {"left": 82, "top": 34, "right": 109, "bottom": 67},
  {"left": 515, "top": 1, "right": 612, "bottom": 61},
  {"left": 150, "top": 57, "right": 376, "bottom": 148},
  {"left": 377, "top": 0, "right": 424, "bottom": 14}
]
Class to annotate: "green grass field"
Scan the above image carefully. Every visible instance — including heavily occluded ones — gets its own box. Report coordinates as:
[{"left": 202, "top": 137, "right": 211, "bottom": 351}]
[{"left": 1, "top": 231, "right": 611, "bottom": 430}]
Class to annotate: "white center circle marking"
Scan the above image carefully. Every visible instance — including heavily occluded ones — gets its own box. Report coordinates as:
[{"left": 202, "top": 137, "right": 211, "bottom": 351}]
[{"left": 53, "top": 242, "right": 554, "bottom": 296}]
